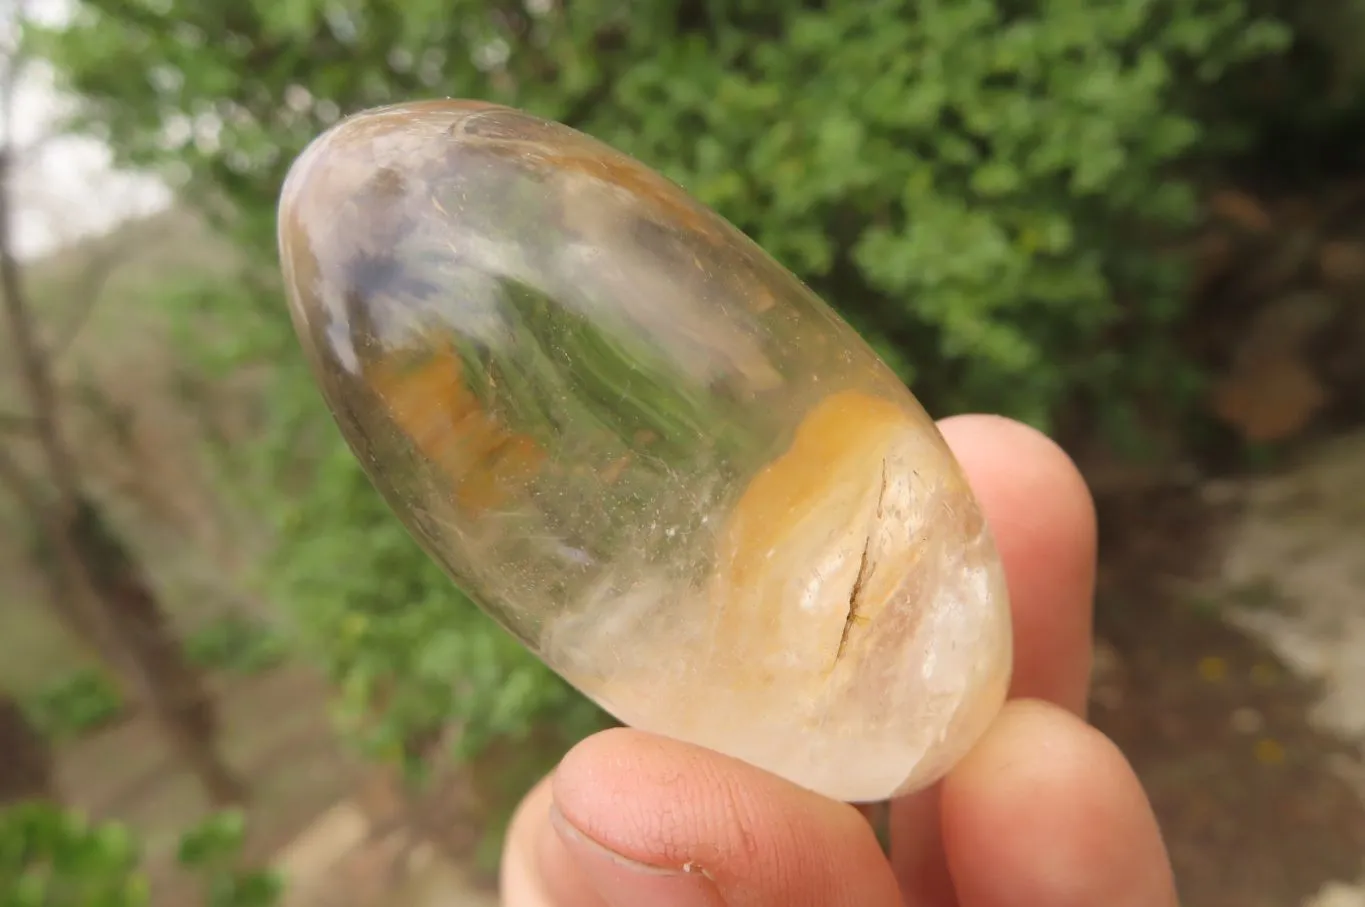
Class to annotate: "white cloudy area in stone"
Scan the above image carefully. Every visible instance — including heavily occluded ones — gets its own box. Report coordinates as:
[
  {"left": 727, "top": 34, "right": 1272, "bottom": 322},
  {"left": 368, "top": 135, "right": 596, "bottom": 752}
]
[{"left": 5, "top": 0, "right": 170, "bottom": 260}]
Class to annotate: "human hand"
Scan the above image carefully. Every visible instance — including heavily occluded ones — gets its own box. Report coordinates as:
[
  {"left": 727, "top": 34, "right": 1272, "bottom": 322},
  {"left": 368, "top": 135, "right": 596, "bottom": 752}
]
[{"left": 498, "top": 415, "right": 1178, "bottom": 906}]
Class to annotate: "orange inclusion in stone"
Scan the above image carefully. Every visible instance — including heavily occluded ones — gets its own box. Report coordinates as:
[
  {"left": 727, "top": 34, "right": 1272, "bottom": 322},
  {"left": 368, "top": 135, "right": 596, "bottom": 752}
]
[
  {"left": 707, "top": 389, "right": 920, "bottom": 685},
  {"left": 717, "top": 389, "right": 906, "bottom": 584},
  {"left": 366, "top": 349, "right": 546, "bottom": 513}
]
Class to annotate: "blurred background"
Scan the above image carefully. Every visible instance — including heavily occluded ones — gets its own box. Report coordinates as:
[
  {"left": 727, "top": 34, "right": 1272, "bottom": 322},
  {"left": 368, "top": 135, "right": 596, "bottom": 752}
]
[{"left": 1, "top": 1, "right": 1363, "bottom": 905}]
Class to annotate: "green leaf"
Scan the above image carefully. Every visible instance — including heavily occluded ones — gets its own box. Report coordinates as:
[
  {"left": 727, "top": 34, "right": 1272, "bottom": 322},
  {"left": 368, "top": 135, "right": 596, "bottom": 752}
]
[{"left": 176, "top": 812, "right": 247, "bottom": 869}]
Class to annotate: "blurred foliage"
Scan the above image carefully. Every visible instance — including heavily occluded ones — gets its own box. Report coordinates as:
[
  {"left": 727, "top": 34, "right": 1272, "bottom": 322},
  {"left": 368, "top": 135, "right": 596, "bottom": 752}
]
[
  {"left": 0, "top": 804, "right": 279, "bottom": 907},
  {"left": 182, "top": 616, "right": 287, "bottom": 677},
  {"left": 1210, "top": 0, "right": 1365, "bottom": 189},
  {"left": 23, "top": 669, "right": 124, "bottom": 742},
  {"left": 34, "top": 0, "right": 1294, "bottom": 421},
  {"left": 1260, "top": 0, "right": 1365, "bottom": 117},
  {"left": 175, "top": 811, "right": 282, "bottom": 907},
  {"left": 20, "top": 611, "right": 285, "bottom": 741},
  {"left": 0, "top": 803, "right": 144, "bottom": 907},
  {"left": 27, "top": 0, "right": 1347, "bottom": 845}
]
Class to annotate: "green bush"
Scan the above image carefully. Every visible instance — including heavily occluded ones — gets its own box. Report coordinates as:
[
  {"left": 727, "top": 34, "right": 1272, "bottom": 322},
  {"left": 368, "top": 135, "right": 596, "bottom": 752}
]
[
  {"left": 32, "top": 0, "right": 1296, "bottom": 835},
  {"left": 37, "top": 0, "right": 1291, "bottom": 422},
  {"left": 590, "top": 1, "right": 1289, "bottom": 427},
  {"left": 0, "top": 804, "right": 279, "bottom": 907},
  {"left": 24, "top": 670, "right": 124, "bottom": 742},
  {"left": 0, "top": 802, "right": 144, "bottom": 907},
  {"left": 175, "top": 811, "right": 282, "bottom": 907}
]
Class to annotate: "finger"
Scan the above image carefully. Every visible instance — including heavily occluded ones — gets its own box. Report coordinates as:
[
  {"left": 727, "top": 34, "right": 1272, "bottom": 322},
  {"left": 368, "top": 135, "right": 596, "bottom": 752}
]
[
  {"left": 940, "top": 414, "right": 1097, "bottom": 713},
  {"left": 891, "top": 415, "right": 1098, "bottom": 906},
  {"left": 943, "top": 699, "right": 1177, "bottom": 907},
  {"left": 502, "top": 775, "right": 606, "bottom": 907},
  {"left": 533, "top": 727, "right": 903, "bottom": 907}
]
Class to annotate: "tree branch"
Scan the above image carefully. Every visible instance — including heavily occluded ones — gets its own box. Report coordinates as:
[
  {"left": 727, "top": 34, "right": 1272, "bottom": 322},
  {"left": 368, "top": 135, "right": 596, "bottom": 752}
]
[{"left": 0, "top": 23, "right": 83, "bottom": 507}]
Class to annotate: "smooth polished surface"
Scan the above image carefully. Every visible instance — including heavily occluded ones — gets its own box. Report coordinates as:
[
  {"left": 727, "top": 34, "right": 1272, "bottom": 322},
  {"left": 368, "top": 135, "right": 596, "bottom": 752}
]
[{"left": 277, "top": 100, "right": 1012, "bottom": 802}]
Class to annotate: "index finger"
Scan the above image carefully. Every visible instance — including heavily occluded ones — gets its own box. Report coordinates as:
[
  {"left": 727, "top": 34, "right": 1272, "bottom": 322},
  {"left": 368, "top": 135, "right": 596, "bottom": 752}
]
[
  {"left": 943, "top": 414, "right": 1097, "bottom": 713},
  {"left": 891, "top": 414, "right": 1098, "bottom": 905}
]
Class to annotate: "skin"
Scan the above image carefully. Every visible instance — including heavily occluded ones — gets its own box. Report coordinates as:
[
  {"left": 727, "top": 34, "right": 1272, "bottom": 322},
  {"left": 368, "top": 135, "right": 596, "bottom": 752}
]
[{"left": 498, "top": 414, "right": 1180, "bottom": 907}]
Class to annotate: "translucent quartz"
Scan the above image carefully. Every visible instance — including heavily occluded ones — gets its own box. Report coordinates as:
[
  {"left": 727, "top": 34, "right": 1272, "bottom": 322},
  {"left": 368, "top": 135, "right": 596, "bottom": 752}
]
[{"left": 277, "top": 100, "right": 1013, "bottom": 803}]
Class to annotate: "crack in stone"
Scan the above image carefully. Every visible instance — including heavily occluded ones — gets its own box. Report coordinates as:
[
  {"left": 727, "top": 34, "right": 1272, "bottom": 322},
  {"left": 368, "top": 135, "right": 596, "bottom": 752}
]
[{"left": 835, "top": 461, "right": 889, "bottom": 666}]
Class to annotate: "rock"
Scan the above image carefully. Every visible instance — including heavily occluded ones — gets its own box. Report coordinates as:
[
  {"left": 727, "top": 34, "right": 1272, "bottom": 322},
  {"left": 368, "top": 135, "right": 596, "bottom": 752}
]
[
  {"left": 1220, "top": 432, "right": 1365, "bottom": 739},
  {"left": 1208, "top": 190, "right": 1275, "bottom": 234},
  {"left": 1210, "top": 291, "right": 1339, "bottom": 443},
  {"left": 276, "top": 100, "right": 1012, "bottom": 803},
  {"left": 1307, "top": 880, "right": 1365, "bottom": 907},
  {"left": 1211, "top": 355, "right": 1327, "bottom": 443}
]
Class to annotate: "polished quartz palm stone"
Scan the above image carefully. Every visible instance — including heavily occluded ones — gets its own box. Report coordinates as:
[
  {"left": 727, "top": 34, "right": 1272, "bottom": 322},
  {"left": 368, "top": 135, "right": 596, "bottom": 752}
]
[{"left": 277, "top": 100, "right": 1013, "bottom": 803}]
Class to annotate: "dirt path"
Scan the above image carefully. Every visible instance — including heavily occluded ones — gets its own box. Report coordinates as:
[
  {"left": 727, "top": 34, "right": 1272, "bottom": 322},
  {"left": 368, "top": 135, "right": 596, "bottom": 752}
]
[
  {"left": 272, "top": 800, "right": 498, "bottom": 907},
  {"left": 56, "top": 666, "right": 369, "bottom": 902},
  {"left": 56, "top": 663, "right": 503, "bottom": 907}
]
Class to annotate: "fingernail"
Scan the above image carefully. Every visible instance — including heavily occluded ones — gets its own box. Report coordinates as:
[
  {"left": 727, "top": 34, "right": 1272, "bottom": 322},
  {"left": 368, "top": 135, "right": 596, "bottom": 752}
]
[{"left": 549, "top": 804, "right": 725, "bottom": 907}]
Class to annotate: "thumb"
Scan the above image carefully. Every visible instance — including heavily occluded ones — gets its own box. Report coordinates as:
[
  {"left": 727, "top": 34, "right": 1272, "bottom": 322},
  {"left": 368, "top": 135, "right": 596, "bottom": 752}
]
[{"left": 503, "top": 727, "right": 904, "bottom": 907}]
